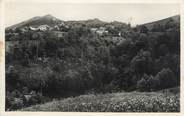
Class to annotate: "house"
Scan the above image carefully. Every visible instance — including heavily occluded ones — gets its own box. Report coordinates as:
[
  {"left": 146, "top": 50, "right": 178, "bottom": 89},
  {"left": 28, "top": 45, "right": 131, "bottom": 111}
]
[
  {"left": 53, "top": 31, "right": 68, "bottom": 38},
  {"left": 96, "top": 30, "right": 108, "bottom": 36},
  {"left": 38, "top": 25, "right": 50, "bottom": 31},
  {"left": 90, "top": 27, "right": 108, "bottom": 36},
  {"left": 54, "top": 25, "right": 60, "bottom": 30},
  {"left": 91, "top": 28, "right": 98, "bottom": 33},
  {"left": 29, "top": 25, "right": 50, "bottom": 31},
  {"left": 29, "top": 26, "right": 37, "bottom": 31}
]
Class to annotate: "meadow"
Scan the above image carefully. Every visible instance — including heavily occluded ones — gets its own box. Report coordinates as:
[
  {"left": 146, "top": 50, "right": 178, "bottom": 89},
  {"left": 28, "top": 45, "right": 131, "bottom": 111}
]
[{"left": 21, "top": 89, "right": 180, "bottom": 112}]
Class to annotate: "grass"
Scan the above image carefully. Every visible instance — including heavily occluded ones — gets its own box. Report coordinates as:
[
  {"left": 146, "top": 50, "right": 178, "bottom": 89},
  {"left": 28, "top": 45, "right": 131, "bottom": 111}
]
[{"left": 20, "top": 90, "right": 180, "bottom": 112}]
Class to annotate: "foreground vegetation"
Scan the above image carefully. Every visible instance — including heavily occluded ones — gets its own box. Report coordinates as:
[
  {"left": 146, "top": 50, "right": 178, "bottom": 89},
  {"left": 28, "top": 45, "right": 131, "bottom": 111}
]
[{"left": 21, "top": 89, "right": 180, "bottom": 112}]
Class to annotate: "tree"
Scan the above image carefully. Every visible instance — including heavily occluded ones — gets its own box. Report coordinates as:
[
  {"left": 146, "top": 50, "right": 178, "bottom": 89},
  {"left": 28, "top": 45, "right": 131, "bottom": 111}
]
[
  {"left": 115, "top": 39, "right": 132, "bottom": 56},
  {"left": 131, "top": 50, "right": 153, "bottom": 77},
  {"left": 140, "top": 25, "right": 148, "bottom": 34},
  {"left": 158, "top": 44, "right": 169, "bottom": 56}
]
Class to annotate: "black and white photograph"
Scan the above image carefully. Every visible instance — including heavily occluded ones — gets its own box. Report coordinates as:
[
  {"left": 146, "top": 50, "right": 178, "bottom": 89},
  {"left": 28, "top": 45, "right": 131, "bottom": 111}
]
[{"left": 1, "top": 0, "right": 182, "bottom": 113}]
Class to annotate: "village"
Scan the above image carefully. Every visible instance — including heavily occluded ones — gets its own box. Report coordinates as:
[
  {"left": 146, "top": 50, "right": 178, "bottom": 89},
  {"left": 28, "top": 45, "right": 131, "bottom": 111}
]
[{"left": 5, "top": 21, "right": 127, "bottom": 54}]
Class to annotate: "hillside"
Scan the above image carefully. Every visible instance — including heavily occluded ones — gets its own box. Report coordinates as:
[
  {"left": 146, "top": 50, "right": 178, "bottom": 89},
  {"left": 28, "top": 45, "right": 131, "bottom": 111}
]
[
  {"left": 141, "top": 15, "right": 180, "bottom": 30},
  {"left": 6, "top": 14, "right": 63, "bottom": 30},
  {"left": 5, "top": 14, "right": 180, "bottom": 111}
]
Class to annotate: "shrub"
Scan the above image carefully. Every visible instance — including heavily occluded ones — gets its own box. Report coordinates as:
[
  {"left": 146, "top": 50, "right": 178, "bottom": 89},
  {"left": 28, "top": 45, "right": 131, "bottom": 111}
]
[
  {"left": 147, "top": 76, "right": 160, "bottom": 91},
  {"left": 137, "top": 74, "right": 159, "bottom": 91},
  {"left": 137, "top": 68, "right": 177, "bottom": 92},
  {"left": 155, "top": 68, "right": 177, "bottom": 89},
  {"left": 137, "top": 77, "right": 147, "bottom": 91}
]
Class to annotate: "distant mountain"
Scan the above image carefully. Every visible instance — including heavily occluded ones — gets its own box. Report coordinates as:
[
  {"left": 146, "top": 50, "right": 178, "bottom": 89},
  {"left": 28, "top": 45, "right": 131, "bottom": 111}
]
[
  {"left": 65, "top": 18, "right": 129, "bottom": 29},
  {"left": 65, "top": 18, "right": 108, "bottom": 27},
  {"left": 6, "top": 14, "right": 63, "bottom": 30},
  {"left": 141, "top": 15, "right": 180, "bottom": 30},
  {"left": 83, "top": 18, "right": 107, "bottom": 25}
]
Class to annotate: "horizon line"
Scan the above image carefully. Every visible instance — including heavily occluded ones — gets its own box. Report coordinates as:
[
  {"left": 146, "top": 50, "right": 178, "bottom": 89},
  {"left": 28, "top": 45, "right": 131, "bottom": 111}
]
[{"left": 6, "top": 13, "right": 180, "bottom": 28}]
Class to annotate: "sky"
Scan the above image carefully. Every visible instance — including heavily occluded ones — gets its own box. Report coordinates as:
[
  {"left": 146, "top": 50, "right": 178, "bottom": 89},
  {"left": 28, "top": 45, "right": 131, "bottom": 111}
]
[{"left": 5, "top": 3, "right": 180, "bottom": 27}]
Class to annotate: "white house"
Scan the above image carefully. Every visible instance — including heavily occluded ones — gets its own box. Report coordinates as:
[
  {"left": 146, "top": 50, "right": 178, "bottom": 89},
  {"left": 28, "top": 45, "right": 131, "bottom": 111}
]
[
  {"left": 38, "top": 25, "right": 50, "bottom": 31},
  {"left": 29, "top": 26, "right": 37, "bottom": 31},
  {"left": 53, "top": 31, "right": 68, "bottom": 38},
  {"left": 91, "top": 28, "right": 98, "bottom": 33},
  {"left": 91, "top": 27, "right": 108, "bottom": 36},
  {"left": 96, "top": 27, "right": 108, "bottom": 35}
]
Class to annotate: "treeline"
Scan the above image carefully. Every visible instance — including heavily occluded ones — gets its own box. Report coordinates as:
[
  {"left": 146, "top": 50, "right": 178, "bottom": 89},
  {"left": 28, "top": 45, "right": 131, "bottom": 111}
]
[{"left": 5, "top": 19, "right": 180, "bottom": 110}]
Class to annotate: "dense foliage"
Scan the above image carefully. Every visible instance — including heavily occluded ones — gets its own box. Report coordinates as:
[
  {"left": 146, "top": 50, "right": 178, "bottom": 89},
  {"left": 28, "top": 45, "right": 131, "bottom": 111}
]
[{"left": 5, "top": 16, "right": 180, "bottom": 110}]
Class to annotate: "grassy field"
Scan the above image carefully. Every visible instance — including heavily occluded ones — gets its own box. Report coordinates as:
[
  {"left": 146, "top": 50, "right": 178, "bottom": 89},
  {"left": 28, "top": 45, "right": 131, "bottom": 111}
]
[{"left": 21, "top": 89, "right": 180, "bottom": 112}]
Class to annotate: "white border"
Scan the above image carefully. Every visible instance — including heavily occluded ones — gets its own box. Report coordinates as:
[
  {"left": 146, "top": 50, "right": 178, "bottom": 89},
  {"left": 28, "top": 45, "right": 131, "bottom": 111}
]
[{"left": 0, "top": 0, "right": 183, "bottom": 116}]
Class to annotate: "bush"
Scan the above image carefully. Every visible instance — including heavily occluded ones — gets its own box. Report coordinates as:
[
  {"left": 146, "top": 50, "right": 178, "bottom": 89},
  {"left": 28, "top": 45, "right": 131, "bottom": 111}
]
[
  {"left": 137, "top": 74, "right": 159, "bottom": 91},
  {"left": 136, "top": 78, "right": 147, "bottom": 91},
  {"left": 137, "top": 68, "right": 177, "bottom": 92},
  {"left": 155, "top": 68, "right": 177, "bottom": 89},
  {"left": 147, "top": 76, "right": 160, "bottom": 91}
]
